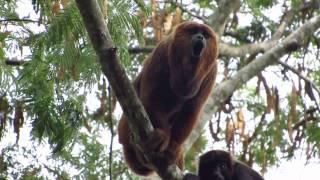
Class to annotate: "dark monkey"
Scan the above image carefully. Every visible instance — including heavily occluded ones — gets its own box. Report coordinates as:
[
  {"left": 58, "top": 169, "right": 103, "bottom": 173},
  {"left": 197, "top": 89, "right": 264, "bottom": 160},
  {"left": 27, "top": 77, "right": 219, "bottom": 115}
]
[
  {"left": 118, "top": 21, "right": 218, "bottom": 176},
  {"left": 183, "top": 150, "right": 264, "bottom": 180}
]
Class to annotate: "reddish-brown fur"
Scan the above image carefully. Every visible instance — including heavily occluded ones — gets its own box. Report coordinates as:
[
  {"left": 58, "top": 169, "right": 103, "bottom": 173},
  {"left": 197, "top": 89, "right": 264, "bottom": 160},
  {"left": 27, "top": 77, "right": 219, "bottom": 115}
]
[{"left": 118, "top": 21, "right": 218, "bottom": 176}]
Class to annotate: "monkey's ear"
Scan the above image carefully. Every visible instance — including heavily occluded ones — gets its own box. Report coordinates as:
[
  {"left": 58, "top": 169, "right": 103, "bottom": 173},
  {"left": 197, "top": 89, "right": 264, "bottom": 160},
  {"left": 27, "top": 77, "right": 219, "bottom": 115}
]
[
  {"left": 182, "top": 173, "right": 200, "bottom": 180},
  {"left": 234, "top": 161, "right": 264, "bottom": 180}
]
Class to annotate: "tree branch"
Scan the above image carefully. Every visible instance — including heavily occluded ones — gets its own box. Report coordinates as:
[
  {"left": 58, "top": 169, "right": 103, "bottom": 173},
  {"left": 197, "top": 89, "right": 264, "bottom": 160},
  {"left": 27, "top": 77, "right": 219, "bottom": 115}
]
[
  {"left": 128, "top": 46, "right": 154, "bottom": 54},
  {"left": 5, "top": 58, "right": 26, "bottom": 66},
  {"left": 127, "top": 2, "right": 314, "bottom": 57},
  {"left": 184, "top": 15, "right": 320, "bottom": 151},
  {"left": 219, "top": 1, "right": 318, "bottom": 57},
  {"left": 0, "top": 18, "right": 39, "bottom": 23},
  {"left": 209, "top": 0, "right": 241, "bottom": 36},
  {"left": 75, "top": 0, "right": 182, "bottom": 179},
  {"left": 166, "top": 0, "right": 209, "bottom": 24}
]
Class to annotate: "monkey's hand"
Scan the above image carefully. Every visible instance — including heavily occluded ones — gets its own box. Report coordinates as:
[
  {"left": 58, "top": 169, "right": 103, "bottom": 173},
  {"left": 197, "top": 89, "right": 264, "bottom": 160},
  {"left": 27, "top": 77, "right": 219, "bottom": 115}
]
[
  {"left": 144, "top": 128, "right": 170, "bottom": 152},
  {"left": 143, "top": 128, "right": 180, "bottom": 166},
  {"left": 164, "top": 140, "right": 183, "bottom": 168},
  {"left": 144, "top": 129, "right": 185, "bottom": 168}
]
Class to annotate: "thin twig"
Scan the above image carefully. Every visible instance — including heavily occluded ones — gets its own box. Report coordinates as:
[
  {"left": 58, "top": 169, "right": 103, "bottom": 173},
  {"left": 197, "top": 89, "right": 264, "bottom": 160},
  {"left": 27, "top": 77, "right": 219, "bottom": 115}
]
[
  {"left": 107, "top": 84, "right": 114, "bottom": 180},
  {"left": 128, "top": 46, "right": 154, "bottom": 54},
  {"left": 0, "top": 18, "right": 39, "bottom": 23},
  {"left": 166, "top": 0, "right": 209, "bottom": 24},
  {"left": 248, "top": 112, "right": 267, "bottom": 144},
  {"left": 277, "top": 59, "right": 320, "bottom": 112},
  {"left": 5, "top": 59, "right": 27, "bottom": 66}
]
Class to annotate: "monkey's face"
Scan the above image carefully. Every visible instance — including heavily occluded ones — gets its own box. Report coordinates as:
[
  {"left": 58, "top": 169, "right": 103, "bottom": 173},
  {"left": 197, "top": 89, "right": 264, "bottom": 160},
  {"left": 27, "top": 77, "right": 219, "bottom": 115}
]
[
  {"left": 167, "top": 21, "right": 218, "bottom": 99},
  {"left": 171, "top": 22, "right": 215, "bottom": 62},
  {"left": 198, "top": 150, "right": 233, "bottom": 180},
  {"left": 199, "top": 161, "right": 232, "bottom": 180},
  {"left": 190, "top": 29, "right": 208, "bottom": 58},
  {"left": 211, "top": 163, "right": 228, "bottom": 180}
]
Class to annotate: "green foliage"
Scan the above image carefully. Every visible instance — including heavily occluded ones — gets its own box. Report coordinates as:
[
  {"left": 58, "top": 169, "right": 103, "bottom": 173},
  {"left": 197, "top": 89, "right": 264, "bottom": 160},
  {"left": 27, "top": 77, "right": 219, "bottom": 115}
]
[
  {"left": 107, "top": 0, "right": 145, "bottom": 65},
  {"left": 1, "top": 0, "right": 148, "bottom": 178},
  {"left": 17, "top": 56, "right": 85, "bottom": 152},
  {"left": 290, "top": 0, "right": 301, "bottom": 8},
  {"left": 252, "top": 120, "right": 279, "bottom": 167},
  {"left": 6, "top": 0, "right": 147, "bottom": 152},
  {"left": 196, "top": 0, "right": 213, "bottom": 8},
  {"left": 30, "top": 3, "right": 85, "bottom": 51},
  {"left": 133, "top": 0, "right": 151, "bottom": 17},
  {"left": 64, "top": 131, "right": 110, "bottom": 179},
  {"left": 306, "top": 121, "right": 320, "bottom": 143},
  {"left": 248, "top": 0, "right": 276, "bottom": 9},
  {"left": 185, "top": 133, "right": 207, "bottom": 172},
  {"left": 56, "top": 127, "right": 137, "bottom": 179},
  {"left": 0, "top": 0, "right": 18, "bottom": 19},
  {"left": 31, "top": 0, "right": 52, "bottom": 17}
]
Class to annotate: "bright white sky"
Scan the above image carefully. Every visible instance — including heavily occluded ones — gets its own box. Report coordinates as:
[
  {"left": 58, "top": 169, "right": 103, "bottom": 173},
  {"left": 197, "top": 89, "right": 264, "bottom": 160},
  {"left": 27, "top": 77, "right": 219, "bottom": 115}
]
[{"left": 1, "top": 0, "right": 319, "bottom": 179}]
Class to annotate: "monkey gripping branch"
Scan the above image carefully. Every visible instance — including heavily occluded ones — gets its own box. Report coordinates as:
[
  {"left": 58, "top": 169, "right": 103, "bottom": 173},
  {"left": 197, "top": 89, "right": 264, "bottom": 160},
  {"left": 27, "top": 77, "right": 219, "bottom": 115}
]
[{"left": 75, "top": 0, "right": 183, "bottom": 179}]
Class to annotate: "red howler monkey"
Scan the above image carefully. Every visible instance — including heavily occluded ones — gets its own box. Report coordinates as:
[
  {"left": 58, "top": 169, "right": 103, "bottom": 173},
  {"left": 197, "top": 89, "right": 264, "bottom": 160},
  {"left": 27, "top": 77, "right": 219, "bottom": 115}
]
[
  {"left": 183, "top": 150, "right": 264, "bottom": 180},
  {"left": 118, "top": 21, "right": 218, "bottom": 176}
]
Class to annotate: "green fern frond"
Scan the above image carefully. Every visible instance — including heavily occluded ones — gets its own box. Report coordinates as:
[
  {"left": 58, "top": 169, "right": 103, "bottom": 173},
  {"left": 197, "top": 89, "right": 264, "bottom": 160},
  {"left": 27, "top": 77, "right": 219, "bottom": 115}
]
[
  {"left": 13, "top": 0, "right": 149, "bottom": 153},
  {"left": 133, "top": 0, "right": 151, "bottom": 16},
  {"left": 107, "top": 0, "right": 146, "bottom": 65},
  {"left": 48, "top": 4, "right": 85, "bottom": 48}
]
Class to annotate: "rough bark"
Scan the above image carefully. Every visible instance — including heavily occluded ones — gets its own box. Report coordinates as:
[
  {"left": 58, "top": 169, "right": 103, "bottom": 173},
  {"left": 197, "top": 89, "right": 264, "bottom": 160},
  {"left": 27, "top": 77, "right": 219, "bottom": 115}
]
[
  {"left": 75, "top": 0, "right": 182, "bottom": 179},
  {"left": 209, "top": 0, "right": 241, "bottom": 37}
]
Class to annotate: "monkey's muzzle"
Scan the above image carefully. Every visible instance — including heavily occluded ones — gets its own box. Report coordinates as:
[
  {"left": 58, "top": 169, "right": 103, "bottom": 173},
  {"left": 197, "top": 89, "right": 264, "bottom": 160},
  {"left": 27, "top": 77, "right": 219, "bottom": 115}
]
[{"left": 191, "top": 34, "right": 206, "bottom": 58}]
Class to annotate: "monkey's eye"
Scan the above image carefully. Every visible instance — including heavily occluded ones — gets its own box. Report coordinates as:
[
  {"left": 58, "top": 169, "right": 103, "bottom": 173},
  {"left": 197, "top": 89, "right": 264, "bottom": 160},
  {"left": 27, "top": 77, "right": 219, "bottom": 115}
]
[
  {"left": 188, "top": 28, "right": 210, "bottom": 39},
  {"left": 202, "top": 31, "right": 210, "bottom": 39},
  {"left": 219, "top": 163, "right": 227, "bottom": 169},
  {"left": 188, "top": 28, "right": 198, "bottom": 34}
]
